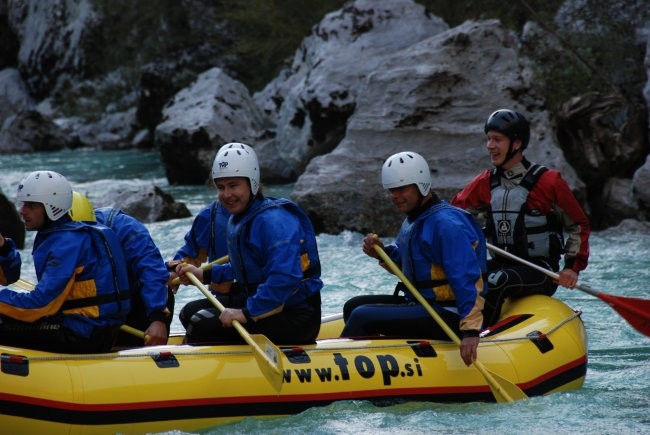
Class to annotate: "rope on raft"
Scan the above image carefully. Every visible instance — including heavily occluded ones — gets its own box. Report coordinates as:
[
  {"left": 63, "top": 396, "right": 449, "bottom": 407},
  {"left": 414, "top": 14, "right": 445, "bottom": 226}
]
[{"left": 8, "top": 310, "right": 582, "bottom": 363}]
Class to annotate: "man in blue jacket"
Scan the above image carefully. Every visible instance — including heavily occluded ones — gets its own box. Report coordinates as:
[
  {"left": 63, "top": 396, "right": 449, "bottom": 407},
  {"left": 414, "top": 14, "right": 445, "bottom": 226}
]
[
  {"left": 342, "top": 152, "right": 487, "bottom": 367},
  {"left": 69, "top": 192, "right": 172, "bottom": 346},
  {"left": 171, "top": 143, "right": 249, "bottom": 331},
  {"left": 0, "top": 170, "right": 130, "bottom": 353},
  {"left": 175, "top": 143, "right": 323, "bottom": 345}
]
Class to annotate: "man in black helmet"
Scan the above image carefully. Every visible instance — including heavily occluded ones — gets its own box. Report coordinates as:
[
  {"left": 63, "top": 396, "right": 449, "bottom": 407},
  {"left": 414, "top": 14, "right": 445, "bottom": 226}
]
[{"left": 452, "top": 109, "right": 591, "bottom": 326}]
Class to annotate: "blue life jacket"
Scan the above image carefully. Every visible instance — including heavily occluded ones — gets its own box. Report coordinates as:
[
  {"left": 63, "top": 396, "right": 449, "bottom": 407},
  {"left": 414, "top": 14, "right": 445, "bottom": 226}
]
[
  {"left": 36, "top": 220, "right": 131, "bottom": 336},
  {"left": 226, "top": 197, "right": 322, "bottom": 316},
  {"left": 394, "top": 200, "right": 486, "bottom": 316}
]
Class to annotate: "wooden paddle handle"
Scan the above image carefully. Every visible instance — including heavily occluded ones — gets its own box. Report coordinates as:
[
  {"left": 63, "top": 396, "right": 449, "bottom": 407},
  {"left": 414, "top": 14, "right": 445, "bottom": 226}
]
[
  {"left": 169, "top": 255, "right": 229, "bottom": 286},
  {"left": 373, "top": 244, "right": 525, "bottom": 402},
  {"left": 373, "top": 245, "right": 461, "bottom": 346},
  {"left": 184, "top": 271, "right": 282, "bottom": 375},
  {"left": 486, "top": 243, "right": 600, "bottom": 297}
]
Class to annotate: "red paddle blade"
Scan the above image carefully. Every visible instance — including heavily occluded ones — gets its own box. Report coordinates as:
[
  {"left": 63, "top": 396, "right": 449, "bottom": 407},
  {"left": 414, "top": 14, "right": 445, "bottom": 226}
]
[{"left": 598, "top": 293, "right": 650, "bottom": 337}]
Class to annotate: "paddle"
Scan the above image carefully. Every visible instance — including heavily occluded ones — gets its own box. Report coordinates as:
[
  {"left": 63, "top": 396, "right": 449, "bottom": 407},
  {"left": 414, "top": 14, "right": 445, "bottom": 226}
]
[
  {"left": 183, "top": 271, "right": 284, "bottom": 392},
  {"left": 373, "top": 244, "right": 527, "bottom": 402},
  {"left": 12, "top": 279, "right": 36, "bottom": 292},
  {"left": 486, "top": 243, "right": 650, "bottom": 338},
  {"left": 11, "top": 278, "right": 148, "bottom": 340},
  {"left": 170, "top": 255, "right": 230, "bottom": 287},
  {"left": 119, "top": 324, "right": 146, "bottom": 339}
]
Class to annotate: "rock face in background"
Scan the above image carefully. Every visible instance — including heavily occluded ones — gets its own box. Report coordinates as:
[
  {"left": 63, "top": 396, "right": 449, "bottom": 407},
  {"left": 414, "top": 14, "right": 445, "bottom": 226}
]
[
  {"left": 3, "top": 0, "right": 234, "bottom": 151},
  {"left": 293, "top": 19, "right": 581, "bottom": 234},
  {"left": 0, "top": 68, "right": 33, "bottom": 124},
  {"left": 600, "top": 178, "right": 640, "bottom": 227},
  {"left": 556, "top": 92, "right": 649, "bottom": 228},
  {"left": 253, "top": 0, "right": 449, "bottom": 181},
  {"left": 6, "top": 0, "right": 100, "bottom": 99},
  {"left": 0, "top": 110, "right": 74, "bottom": 153},
  {"left": 633, "top": 156, "right": 650, "bottom": 219},
  {"left": 93, "top": 185, "right": 190, "bottom": 223},
  {"left": 154, "top": 67, "right": 268, "bottom": 185},
  {"left": 0, "top": 0, "right": 649, "bottom": 232}
]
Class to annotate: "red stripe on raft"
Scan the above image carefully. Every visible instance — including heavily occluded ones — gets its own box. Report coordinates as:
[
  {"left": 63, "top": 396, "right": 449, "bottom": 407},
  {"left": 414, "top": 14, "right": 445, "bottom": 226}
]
[
  {"left": 0, "top": 355, "right": 586, "bottom": 413},
  {"left": 517, "top": 354, "right": 587, "bottom": 390},
  {"left": 0, "top": 384, "right": 490, "bottom": 412}
]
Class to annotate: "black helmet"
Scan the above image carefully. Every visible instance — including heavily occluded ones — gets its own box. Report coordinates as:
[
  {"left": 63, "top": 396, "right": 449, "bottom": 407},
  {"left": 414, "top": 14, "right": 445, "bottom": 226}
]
[{"left": 484, "top": 109, "right": 530, "bottom": 150}]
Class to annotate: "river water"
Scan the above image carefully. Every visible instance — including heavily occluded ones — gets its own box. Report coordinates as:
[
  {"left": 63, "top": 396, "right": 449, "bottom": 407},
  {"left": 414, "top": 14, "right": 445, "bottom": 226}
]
[{"left": 1, "top": 149, "right": 649, "bottom": 434}]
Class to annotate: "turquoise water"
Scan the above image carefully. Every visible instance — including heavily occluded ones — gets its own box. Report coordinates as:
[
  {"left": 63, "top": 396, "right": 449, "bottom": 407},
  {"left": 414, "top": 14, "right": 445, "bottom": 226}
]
[{"left": 2, "top": 150, "right": 649, "bottom": 434}]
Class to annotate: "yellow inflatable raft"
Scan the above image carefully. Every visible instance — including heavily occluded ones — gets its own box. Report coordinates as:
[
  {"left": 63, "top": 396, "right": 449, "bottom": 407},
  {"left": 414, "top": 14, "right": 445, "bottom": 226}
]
[{"left": 0, "top": 295, "right": 587, "bottom": 434}]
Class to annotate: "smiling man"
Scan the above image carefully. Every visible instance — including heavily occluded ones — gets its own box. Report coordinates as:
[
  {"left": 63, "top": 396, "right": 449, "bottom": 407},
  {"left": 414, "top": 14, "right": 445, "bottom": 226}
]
[
  {"left": 341, "top": 151, "right": 487, "bottom": 367},
  {"left": 452, "top": 109, "right": 591, "bottom": 325},
  {"left": 176, "top": 143, "right": 323, "bottom": 345}
]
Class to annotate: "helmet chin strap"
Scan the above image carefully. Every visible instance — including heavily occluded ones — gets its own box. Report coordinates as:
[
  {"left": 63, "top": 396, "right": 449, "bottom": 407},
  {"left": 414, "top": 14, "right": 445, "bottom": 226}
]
[
  {"left": 244, "top": 186, "right": 256, "bottom": 210},
  {"left": 408, "top": 192, "right": 432, "bottom": 218},
  {"left": 497, "top": 139, "right": 521, "bottom": 169}
]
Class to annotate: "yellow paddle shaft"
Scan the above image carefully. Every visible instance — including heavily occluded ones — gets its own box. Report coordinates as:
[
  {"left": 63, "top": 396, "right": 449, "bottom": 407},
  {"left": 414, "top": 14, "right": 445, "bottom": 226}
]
[
  {"left": 373, "top": 244, "right": 526, "bottom": 402},
  {"left": 170, "top": 255, "right": 229, "bottom": 286}
]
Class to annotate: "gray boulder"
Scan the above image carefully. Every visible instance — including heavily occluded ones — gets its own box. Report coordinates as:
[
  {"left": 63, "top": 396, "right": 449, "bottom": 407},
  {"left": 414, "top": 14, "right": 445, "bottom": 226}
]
[
  {"left": 254, "top": 0, "right": 449, "bottom": 181},
  {"left": 73, "top": 107, "right": 138, "bottom": 150},
  {"left": 633, "top": 156, "right": 650, "bottom": 218},
  {"left": 556, "top": 92, "right": 646, "bottom": 180},
  {"left": 293, "top": 19, "right": 583, "bottom": 235},
  {"left": 155, "top": 67, "right": 267, "bottom": 185},
  {"left": 0, "top": 110, "right": 74, "bottom": 153},
  {"left": 7, "top": 0, "right": 100, "bottom": 97},
  {"left": 93, "top": 185, "right": 190, "bottom": 223},
  {"left": 600, "top": 178, "right": 640, "bottom": 228},
  {"left": 0, "top": 68, "right": 34, "bottom": 125}
]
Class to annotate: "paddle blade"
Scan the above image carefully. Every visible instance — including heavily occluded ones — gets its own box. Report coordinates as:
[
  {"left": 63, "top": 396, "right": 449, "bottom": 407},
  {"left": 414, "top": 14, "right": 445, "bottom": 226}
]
[
  {"left": 185, "top": 271, "right": 284, "bottom": 391},
  {"left": 376, "top": 243, "right": 528, "bottom": 402},
  {"left": 598, "top": 293, "right": 650, "bottom": 337},
  {"left": 251, "top": 334, "right": 284, "bottom": 392},
  {"left": 485, "top": 368, "right": 528, "bottom": 403},
  {"left": 473, "top": 360, "right": 527, "bottom": 403}
]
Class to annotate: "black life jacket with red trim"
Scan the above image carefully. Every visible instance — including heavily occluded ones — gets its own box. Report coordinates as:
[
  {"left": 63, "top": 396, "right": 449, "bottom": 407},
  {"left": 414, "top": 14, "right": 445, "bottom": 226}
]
[{"left": 487, "top": 163, "right": 563, "bottom": 266}]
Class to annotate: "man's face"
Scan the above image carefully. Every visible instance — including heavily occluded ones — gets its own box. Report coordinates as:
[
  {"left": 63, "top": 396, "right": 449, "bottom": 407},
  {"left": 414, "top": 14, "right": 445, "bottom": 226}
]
[
  {"left": 215, "top": 177, "right": 252, "bottom": 215},
  {"left": 19, "top": 202, "right": 46, "bottom": 231},
  {"left": 387, "top": 184, "right": 421, "bottom": 214},
  {"left": 486, "top": 130, "right": 521, "bottom": 168}
]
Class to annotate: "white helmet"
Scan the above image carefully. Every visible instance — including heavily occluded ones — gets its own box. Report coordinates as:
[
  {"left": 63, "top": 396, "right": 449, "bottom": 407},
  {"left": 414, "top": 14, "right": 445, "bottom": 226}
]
[
  {"left": 216, "top": 142, "right": 256, "bottom": 155},
  {"left": 381, "top": 151, "right": 431, "bottom": 196},
  {"left": 211, "top": 143, "right": 260, "bottom": 195},
  {"left": 16, "top": 170, "right": 73, "bottom": 220}
]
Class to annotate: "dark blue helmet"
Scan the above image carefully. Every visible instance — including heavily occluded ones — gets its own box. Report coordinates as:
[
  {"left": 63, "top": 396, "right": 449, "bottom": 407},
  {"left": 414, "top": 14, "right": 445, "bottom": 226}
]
[{"left": 484, "top": 109, "right": 530, "bottom": 150}]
